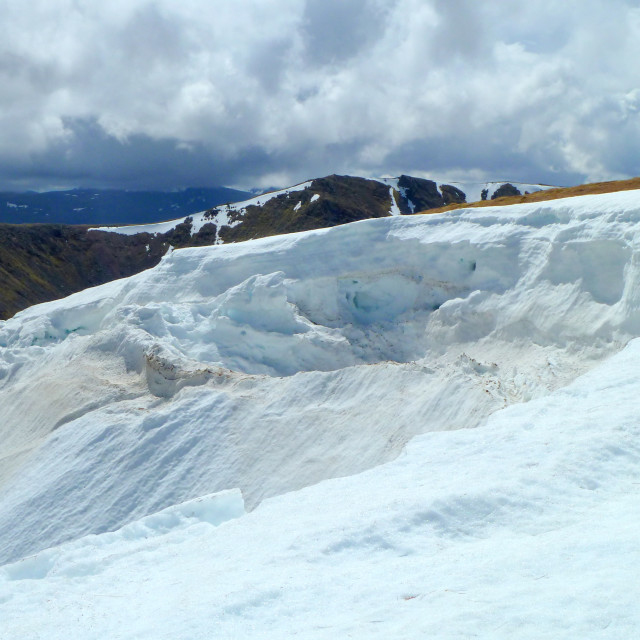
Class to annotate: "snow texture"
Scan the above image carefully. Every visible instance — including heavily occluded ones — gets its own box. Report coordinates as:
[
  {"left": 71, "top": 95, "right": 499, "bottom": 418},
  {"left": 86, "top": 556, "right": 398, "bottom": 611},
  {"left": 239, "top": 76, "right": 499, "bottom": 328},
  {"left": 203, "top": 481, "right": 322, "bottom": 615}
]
[{"left": 1, "top": 189, "right": 640, "bottom": 638}]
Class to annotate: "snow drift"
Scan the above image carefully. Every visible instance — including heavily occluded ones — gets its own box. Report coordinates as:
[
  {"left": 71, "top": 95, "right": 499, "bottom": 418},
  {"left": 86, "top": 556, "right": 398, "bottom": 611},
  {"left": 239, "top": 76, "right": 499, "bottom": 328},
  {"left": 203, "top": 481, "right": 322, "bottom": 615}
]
[
  {"left": 2, "top": 339, "right": 639, "bottom": 638},
  {"left": 2, "top": 190, "right": 640, "bottom": 565}
]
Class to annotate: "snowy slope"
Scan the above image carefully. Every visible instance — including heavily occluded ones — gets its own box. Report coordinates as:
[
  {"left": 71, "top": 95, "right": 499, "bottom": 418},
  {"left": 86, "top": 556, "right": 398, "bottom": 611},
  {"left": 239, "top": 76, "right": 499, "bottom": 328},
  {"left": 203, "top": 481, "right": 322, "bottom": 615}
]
[
  {"left": 91, "top": 181, "right": 313, "bottom": 238},
  {"left": 1, "top": 190, "right": 640, "bottom": 636},
  {"left": 1, "top": 331, "right": 639, "bottom": 638}
]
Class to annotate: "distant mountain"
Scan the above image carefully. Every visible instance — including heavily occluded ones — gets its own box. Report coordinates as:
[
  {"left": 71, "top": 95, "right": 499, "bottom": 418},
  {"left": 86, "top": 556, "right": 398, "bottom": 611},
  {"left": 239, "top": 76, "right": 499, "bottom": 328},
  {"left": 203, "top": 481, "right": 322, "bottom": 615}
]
[
  {"left": 95, "top": 175, "right": 553, "bottom": 244},
  {"left": 0, "top": 187, "right": 252, "bottom": 225},
  {"left": 0, "top": 174, "right": 554, "bottom": 320}
]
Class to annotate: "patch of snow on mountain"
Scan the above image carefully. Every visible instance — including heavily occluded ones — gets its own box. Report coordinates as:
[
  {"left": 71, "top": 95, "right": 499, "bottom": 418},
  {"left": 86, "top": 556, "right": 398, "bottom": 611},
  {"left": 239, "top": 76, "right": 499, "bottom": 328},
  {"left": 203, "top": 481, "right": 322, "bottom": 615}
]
[
  {"left": 92, "top": 181, "right": 313, "bottom": 237},
  {"left": 399, "top": 186, "right": 415, "bottom": 212},
  {"left": 388, "top": 186, "right": 401, "bottom": 215}
]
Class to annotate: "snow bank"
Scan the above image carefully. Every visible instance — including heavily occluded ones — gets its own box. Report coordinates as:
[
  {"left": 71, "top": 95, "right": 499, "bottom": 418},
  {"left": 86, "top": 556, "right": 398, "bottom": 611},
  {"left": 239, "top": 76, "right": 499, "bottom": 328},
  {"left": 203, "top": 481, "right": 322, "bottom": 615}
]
[
  {"left": 1, "top": 338, "right": 638, "bottom": 638},
  {"left": 2, "top": 190, "right": 640, "bottom": 567},
  {"left": 0, "top": 489, "right": 243, "bottom": 582}
]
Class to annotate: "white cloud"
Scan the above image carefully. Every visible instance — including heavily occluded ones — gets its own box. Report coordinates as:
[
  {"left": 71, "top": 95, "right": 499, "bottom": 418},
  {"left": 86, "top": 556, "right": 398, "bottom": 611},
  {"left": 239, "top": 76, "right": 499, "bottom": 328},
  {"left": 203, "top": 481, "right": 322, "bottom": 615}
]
[{"left": 0, "top": 0, "right": 639, "bottom": 189}]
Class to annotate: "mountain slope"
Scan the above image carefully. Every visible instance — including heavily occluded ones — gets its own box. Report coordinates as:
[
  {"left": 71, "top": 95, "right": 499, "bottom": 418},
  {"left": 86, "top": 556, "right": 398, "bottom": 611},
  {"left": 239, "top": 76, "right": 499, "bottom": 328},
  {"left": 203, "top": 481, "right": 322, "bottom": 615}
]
[
  {"left": 2, "top": 174, "right": 551, "bottom": 319},
  {"left": 96, "top": 174, "right": 552, "bottom": 240},
  {"left": 0, "top": 225, "right": 168, "bottom": 320}
]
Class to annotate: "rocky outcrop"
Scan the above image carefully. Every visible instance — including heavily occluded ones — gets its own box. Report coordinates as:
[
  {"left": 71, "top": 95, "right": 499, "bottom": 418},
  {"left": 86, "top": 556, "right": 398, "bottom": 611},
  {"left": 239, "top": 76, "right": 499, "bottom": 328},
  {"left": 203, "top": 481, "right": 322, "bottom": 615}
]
[
  {"left": 397, "top": 175, "right": 444, "bottom": 211},
  {"left": 491, "top": 183, "right": 521, "bottom": 199},
  {"left": 396, "top": 175, "right": 467, "bottom": 212},
  {"left": 440, "top": 184, "right": 467, "bottom": 205}
]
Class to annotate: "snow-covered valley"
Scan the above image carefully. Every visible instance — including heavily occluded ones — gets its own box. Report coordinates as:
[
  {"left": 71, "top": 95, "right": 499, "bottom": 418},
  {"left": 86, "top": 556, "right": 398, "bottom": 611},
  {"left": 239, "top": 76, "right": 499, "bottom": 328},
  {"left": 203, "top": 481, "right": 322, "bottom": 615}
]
[{"left": 1, "top": 190, "right": 640, "bottom": 637}]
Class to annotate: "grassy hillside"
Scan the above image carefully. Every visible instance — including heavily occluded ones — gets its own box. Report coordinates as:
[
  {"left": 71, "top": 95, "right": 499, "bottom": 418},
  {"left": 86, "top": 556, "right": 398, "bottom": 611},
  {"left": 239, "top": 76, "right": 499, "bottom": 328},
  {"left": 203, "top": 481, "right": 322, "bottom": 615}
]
[
  {"left": 0, "top": 226, "right": 169, "bottom": 319},
  {"left": 220, "top": 175, "right": 392, "bottom": 242}
]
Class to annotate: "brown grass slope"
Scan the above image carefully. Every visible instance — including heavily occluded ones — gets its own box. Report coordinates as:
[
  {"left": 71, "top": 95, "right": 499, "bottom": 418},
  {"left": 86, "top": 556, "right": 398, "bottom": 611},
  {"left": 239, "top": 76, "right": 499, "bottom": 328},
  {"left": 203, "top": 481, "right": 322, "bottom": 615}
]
[
  {"left": 419, "top": 177, "right": 640, "bottom": 215},
  {"left": 0, "top": 217, "right": 228, "bottom": 320},
  {"left": 0, "top": 226, "right": 170, "bottom": 320}
]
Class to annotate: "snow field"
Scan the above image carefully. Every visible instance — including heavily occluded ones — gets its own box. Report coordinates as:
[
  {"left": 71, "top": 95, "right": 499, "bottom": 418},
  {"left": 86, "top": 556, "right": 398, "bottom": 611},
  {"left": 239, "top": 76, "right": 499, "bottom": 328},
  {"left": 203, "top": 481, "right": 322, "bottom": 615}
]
[
  {"left": 2, "top": 191, "right": 640, "bottom": 562},
  {"left": 1, "top": 336, "right": 639, "bottom": 638},
  {"left": 1, "top": 189, "right": 640, "bottom": 634}
]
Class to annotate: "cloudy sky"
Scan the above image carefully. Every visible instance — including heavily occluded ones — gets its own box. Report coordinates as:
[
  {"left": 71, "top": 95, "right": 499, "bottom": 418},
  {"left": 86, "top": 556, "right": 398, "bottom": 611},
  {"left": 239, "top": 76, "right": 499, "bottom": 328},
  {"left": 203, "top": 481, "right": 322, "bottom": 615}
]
[{"left": 2, "top": 0, "right": 640, "bottom": 191}]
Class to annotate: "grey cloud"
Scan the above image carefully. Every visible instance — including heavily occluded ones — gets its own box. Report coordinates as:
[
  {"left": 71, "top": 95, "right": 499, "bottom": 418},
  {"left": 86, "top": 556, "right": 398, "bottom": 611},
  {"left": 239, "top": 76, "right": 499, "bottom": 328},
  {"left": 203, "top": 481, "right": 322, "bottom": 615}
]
[
  {"left": 429, "top": 0, "right": 488, "bottom": 62},
  {"left": 1, "top": 0, "right": 639, "bottom": 191},
  {"left": 0, "top": 118, "right": 280, "bottom": 191},
  {"left": 301, "top": 0, "right": 391, "bottom": 66}
]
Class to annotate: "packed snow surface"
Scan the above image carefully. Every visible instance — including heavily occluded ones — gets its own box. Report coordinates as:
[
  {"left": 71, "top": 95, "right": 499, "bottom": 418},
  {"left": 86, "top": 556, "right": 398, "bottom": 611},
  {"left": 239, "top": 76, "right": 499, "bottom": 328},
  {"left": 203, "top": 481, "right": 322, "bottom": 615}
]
[{"left": 2, "top": 190, "right": 640, "bottom": 637}]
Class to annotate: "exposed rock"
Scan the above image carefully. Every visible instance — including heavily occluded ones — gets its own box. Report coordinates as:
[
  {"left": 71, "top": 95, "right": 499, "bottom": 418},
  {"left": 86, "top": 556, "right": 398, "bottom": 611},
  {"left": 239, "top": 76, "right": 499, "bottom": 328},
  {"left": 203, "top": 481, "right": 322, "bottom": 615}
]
[
  {"left": 397, "top": 175, "right": 445, "bottom": 211},
  {"left": 491, "top": 183, "right": 522, "bottom": 199},
  {"left": 440, "top": 184, "right": 467, "bottom": 205}
]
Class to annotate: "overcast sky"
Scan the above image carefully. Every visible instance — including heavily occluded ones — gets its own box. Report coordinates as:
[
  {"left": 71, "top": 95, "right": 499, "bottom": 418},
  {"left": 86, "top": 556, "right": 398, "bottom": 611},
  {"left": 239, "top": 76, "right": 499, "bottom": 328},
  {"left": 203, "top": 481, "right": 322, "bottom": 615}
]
[{"left": 2, "top": 0, "right": 640, "bottom": 191}]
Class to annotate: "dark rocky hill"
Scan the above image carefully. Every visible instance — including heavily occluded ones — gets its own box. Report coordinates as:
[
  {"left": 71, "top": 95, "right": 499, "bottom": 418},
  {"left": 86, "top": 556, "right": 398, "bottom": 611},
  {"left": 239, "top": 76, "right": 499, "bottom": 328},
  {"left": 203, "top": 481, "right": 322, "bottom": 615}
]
[
  {"left": 0, "top": 225, "right": 167, "bottom": 320},
  {"left": 219, "top": 175, "right": 393, "bottom": 242}
]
